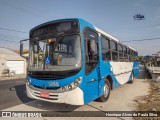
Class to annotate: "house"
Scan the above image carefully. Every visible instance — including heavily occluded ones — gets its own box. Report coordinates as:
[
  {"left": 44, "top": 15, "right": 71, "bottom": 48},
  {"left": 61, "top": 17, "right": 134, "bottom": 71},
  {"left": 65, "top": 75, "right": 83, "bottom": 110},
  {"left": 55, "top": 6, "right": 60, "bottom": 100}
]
[
  {"left": 0, "top": 47, "right": 26, "bottom": 76},
  {"left": 152, "top": 51, "right": 160, "bottom": 66}
]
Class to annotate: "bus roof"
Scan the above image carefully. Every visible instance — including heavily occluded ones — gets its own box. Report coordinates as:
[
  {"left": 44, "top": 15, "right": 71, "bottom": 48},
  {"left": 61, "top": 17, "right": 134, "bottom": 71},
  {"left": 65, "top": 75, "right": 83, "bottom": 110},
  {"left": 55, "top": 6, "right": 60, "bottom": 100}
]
[
  {"left": 93, "top": 26, "right": 136, "bottom": 52},
  {"left": 94, "top": 26, "right": 119, "bottom": 42}
]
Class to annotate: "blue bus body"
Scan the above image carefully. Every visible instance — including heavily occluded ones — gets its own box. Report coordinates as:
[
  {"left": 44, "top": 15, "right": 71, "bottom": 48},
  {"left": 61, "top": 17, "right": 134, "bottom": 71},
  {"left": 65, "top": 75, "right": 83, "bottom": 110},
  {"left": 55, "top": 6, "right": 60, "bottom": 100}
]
[{"left": 24, "top": 18, "right": 139, "bottom": 105}]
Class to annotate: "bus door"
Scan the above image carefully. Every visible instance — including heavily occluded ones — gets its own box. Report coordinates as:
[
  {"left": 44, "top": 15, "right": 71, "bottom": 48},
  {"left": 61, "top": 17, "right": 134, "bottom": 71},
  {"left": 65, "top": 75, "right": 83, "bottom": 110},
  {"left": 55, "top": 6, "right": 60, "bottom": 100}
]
[{"left": 84, "top": 29, "right": 100, "bottom": 103}]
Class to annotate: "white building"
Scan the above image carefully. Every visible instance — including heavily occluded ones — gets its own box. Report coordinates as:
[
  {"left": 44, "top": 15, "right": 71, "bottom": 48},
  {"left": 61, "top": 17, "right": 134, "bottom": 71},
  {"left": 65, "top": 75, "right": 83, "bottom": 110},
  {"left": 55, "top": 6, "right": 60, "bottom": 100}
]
[
  {"left": 153, "top": 51, "right": 160, "bottom": 57},
  {"left": 0, "top": 47, "right": 26, "bottom": 76}
]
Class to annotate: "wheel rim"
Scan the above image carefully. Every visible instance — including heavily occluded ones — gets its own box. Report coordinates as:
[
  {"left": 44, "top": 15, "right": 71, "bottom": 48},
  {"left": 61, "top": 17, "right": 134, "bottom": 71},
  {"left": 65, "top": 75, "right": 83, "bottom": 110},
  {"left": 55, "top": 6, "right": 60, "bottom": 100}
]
[{"left": 104, "top": 83, "right": 109, "bottom": 98}]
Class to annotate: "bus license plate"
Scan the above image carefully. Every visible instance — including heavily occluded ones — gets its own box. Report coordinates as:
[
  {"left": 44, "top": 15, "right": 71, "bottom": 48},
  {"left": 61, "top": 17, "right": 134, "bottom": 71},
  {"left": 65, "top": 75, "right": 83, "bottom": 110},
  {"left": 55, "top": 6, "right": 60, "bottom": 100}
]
[{"left": 40, "top": 92, "right": 49, "bottom": 98}]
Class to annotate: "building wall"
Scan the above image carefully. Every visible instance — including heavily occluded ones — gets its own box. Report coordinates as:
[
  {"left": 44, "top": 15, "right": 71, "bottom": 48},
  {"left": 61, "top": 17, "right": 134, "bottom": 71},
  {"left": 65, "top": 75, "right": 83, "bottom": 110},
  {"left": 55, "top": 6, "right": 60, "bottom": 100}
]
[{"left": 0, "top": 48, "right": 26, "bottom": 76}]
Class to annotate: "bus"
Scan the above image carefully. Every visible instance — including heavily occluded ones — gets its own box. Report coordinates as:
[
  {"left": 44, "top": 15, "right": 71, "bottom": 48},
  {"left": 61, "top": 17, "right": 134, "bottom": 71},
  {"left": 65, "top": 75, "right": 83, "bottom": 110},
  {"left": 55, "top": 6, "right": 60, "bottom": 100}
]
[{"left": 20, "top": 18, "right": 139, "bottom": 105}]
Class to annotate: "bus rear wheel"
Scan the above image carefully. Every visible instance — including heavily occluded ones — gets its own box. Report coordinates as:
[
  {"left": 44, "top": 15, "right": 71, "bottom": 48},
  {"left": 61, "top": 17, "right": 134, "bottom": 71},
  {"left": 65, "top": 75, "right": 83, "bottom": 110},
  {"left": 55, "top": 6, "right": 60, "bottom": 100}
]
[{"left": 97, "top": 79, "right": 111, "bottom": 102}]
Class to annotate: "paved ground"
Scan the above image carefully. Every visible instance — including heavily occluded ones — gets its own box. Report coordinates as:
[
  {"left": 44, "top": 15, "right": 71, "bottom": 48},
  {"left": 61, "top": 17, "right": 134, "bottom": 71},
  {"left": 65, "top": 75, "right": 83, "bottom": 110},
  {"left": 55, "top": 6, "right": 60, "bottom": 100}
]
[
  {"left": 0, "top": 74, "right": 26, "bottom": 81},
  {"left": 0, "top": 79, "right": 33, "bottom": 110},
  {"left": 0, "top": 66, "right": 150, "bottom": 120}
]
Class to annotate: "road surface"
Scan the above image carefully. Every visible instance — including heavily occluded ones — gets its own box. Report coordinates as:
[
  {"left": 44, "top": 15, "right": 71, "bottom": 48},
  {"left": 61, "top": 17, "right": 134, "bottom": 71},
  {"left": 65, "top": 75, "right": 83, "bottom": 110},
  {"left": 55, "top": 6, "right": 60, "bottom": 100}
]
[{"left": 0, "top": 78, "right": 33, "bottom": 110}]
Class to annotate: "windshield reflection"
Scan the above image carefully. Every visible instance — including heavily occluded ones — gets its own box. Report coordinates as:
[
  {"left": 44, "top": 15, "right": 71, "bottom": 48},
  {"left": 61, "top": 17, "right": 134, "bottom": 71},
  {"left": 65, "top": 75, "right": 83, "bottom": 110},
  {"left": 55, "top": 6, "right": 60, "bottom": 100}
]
[{"left": 29, "top": 35, "right": 81, "bottom": 71}]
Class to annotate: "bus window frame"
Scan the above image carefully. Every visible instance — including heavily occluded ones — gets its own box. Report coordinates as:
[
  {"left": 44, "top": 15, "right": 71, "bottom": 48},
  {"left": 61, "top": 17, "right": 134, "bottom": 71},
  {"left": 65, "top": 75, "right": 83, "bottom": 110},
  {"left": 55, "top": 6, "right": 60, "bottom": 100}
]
[
  {"left": 110, "top": 40, "right": 119, "bottom": 61},
  {"left": 101, "top": 35, "right": 111, "bottom": 61},
  {"left": 83, "top": 27, "right": 99, "bottom": 75},
  {"left": 118, "top": 43, "right": 124, "bottom": 62}
]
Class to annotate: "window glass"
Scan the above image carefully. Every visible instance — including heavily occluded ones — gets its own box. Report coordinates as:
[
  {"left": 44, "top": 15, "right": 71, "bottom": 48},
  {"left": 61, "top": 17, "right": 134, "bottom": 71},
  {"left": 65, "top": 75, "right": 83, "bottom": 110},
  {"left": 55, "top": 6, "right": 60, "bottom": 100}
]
[
  {"left": 101, "top": 37, "right": 109, "bottom": 49},
  {"left": 69, "top": 46, "right": 72, "bottom": 53},
  {"left": 119, "top": 52, "right": 124, "bottom": 62},
  {"left": 112, "top": 51, "right": 118, "bottom": 61},
  {"left": 123, "top": 46, "right": 128, "bottom": 62},
  {"left": 110, "top": 41, "right": 118, "bottom": 61},
  {"left": 29, "top": 35, "right": 81, "bottom": 71},
  {"left": 60, "top": 44, "right": 67, "bottom": 53},
  {"left": 124, "top": 47, "right": 127, "bottom": 54},
  {"left": 118, "top": 44, "right": 124, "bottom": 61},
  {"left": 84, "top": 28, "right": 99, "bottom": 74},
  {"left": 135, "top": 51, "right": 138, "bottom": 62},
  {"left": 101, "top": 36, "right": 111, "bottom": 60},
  {"left": 128, "top": 48, "right": 130, "bottom": 55},
  {"left": 84, "top": 29, "right": 98, "bottom": 42},
  {"left": 124, "top": 54, "right": 128, "bottom": 62},
  {"left": 118, "top": 44, "right": 123, "bottom": 52},
  {"left": 110, "top": 41, "right": 117, "bottom": 51}
]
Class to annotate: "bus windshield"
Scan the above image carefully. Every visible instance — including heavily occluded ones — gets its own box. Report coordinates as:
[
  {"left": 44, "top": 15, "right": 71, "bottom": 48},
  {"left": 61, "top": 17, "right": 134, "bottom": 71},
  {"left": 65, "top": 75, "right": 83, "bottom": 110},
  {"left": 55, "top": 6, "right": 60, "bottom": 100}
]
[{"left": 29, "top": 35, "right": 81, "bottom": 71}]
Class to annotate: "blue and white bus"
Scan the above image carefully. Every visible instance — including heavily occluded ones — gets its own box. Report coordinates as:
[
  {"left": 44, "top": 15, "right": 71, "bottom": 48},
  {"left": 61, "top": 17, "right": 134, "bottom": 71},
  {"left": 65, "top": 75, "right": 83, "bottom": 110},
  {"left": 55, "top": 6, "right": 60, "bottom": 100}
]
[{"left": 20, "top": 18, "right": 139, "bottom": 105}]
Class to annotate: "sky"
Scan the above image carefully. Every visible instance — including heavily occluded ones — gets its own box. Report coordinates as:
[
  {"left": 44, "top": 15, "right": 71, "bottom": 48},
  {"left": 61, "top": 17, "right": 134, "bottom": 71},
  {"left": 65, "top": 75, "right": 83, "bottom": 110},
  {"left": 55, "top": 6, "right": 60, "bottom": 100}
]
[{"left": 0, "top": 0, "right": 160, "bottom": 56}]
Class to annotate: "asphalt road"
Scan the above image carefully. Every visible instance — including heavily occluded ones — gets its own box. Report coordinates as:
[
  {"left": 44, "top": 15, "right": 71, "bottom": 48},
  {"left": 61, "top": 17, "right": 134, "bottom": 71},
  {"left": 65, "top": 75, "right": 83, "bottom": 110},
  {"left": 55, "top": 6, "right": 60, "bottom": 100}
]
[{"left": 0, "top": 78, "right": 33, "bottom": 110}]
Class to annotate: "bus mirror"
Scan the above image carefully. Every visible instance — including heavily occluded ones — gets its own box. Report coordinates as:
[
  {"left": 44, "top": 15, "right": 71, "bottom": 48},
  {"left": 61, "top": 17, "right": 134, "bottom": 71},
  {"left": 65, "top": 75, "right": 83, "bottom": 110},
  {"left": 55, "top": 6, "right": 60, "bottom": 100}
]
[
  {"left": 89, "top": 39, "right": 97, "bottom": 56},
  {"left": 20, "top": 39, "right": 29, "bottom": 59},
  {"left": 20, "top": 43, "right": 23, "bottom": 54}
]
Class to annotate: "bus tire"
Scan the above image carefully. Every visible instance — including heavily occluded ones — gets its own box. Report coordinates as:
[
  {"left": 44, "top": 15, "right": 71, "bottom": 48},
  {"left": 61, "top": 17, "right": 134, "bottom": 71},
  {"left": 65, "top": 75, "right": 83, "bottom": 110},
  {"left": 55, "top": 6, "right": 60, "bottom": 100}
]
[
  {"left": 128, "top": 72, "right": 134, "bottom": 84},
  {"left": 97, "top": 79, "right": 111, "bottom": 102}
]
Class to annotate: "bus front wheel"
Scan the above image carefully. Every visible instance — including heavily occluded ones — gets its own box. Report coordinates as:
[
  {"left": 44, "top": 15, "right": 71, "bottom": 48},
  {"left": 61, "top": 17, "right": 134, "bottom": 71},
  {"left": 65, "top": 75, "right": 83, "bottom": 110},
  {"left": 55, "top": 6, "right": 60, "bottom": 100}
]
[{"left": 97, "top": 79, "right": 111, "bottom": 102}]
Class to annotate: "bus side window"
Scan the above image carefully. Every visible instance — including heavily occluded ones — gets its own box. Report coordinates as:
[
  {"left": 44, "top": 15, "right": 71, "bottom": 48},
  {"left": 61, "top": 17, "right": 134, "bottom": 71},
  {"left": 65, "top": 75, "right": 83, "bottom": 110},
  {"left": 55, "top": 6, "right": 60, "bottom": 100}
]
[
  {"left": 84, "top": 28, "right": 99, "bottom": 74},
  {"left": 135, "top": 51, "right": 138, "bottom": 62},
  {"left": 130, "top": 50, "right": 134, "bottom": 62},
  {"left": 123, "top": 46, "right": 128, "bottom": 62},
  {"left": 128, "top": 48, "right": 131, "bottom": 62},
  {"left": 110, "top": 40, "right": 118, "bottom": 61},
  {"left": 118, "top": 44, "right": 124, "bottom": 62},
  {"left": 129, "top": 49, "right": 134, "bottom": 62},
  {"left": 101, "top": 36, "right": 111, "bottom": 61},
  {"left": 131, "top": 50, "right": 137, "bottom": 62}
]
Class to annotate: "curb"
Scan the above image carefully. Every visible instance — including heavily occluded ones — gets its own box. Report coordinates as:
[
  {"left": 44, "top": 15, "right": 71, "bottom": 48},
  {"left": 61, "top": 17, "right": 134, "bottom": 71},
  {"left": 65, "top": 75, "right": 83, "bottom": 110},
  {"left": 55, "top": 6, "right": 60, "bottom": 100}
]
[{"left": 0, "top": 75, "right": 26, "bottom": 81}]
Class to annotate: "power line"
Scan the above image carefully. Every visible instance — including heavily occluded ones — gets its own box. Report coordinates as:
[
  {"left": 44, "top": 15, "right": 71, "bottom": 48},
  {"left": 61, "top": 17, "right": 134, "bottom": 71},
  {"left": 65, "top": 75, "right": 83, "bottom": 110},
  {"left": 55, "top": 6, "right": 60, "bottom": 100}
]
[
  {"left": 0, "top": 37, "right": 23, "bottom": 42},
  {"left": 0, "top": 27, "right": 27, "bottom": 34},
  {"left": 0, "top": 35, "right": 26, "bottom": 42},
  {"left": 0, "top": 34, "right": 26, "bottom": 39},
  {"left": 3, "top": 1, "right": 49, "bottom": 20},
  {"left": 15, "top": 0, "right": 50, "bottom": 19},
  {"left": 0, "top": 43, "right": 18, "bottom": 47},
  {"left": 123, "top": 37, "right": 160, "bottom": 42},
  {"left": 0, "top": 38, "right": 19, "bottom": 43}
]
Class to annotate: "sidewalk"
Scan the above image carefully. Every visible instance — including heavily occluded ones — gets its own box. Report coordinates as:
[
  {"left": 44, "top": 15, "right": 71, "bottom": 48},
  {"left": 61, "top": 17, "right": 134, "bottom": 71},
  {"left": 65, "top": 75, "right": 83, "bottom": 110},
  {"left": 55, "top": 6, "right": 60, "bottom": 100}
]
[{"left": 0, "top": 74, "right": 26, "bottom": 81}]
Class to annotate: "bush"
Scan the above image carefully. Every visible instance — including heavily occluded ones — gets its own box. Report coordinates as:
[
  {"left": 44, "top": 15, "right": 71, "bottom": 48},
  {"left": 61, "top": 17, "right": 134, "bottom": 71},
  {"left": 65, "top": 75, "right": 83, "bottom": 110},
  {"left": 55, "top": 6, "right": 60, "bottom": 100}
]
[{"left": 2, "top": 68, "right": 10, "bottom": 75}]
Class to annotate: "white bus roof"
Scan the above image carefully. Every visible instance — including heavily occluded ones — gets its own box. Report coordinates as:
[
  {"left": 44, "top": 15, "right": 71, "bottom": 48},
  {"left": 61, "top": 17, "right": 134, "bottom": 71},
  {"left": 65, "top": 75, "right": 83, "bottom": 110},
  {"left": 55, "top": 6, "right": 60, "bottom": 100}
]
[
  {"left": 94, "top": 26, "right": 119, "bottom": 42},
  {"left": 94, "top": 26, "right": 136, "bottom": 51}
]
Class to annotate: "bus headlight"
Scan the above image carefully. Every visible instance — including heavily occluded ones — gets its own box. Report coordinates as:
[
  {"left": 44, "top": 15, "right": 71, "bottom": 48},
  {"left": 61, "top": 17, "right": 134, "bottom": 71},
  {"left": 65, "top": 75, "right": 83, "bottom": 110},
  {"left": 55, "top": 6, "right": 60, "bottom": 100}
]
[
  {"left": 27, "top": 78, "right": 32, "bottom": 86},
  {"left": 68, "top": 85, "right": 72, "bottom": 91},
  {"left": 62, "top": 87, "right": 66, "bottom": 92},
  {"left": 26, "top": 81, "right": 30, "bottom": 86},
  {"left": 61, "top": 77, "right": 82, "bottom": 92},
  {"left": 74, "top": 81, "right": 79, "bottom": 86}
]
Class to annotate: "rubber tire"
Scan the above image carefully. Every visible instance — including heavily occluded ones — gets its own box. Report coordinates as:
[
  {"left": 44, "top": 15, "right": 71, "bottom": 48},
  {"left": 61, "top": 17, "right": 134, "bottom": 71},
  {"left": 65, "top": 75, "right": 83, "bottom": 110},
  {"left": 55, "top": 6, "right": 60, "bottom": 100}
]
[
  {"left": 97, "top": 79, "right": 111, "bottom": 102},
  {"left": 128, "top": 72, "right": 134, "bottom": 84}
]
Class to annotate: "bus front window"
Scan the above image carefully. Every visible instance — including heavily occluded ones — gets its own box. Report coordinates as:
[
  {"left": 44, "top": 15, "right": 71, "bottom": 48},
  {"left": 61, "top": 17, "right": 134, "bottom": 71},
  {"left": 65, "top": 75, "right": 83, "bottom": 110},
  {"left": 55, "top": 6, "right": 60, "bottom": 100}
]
[{"left": 29, "top": 35, "right": 81, "bottom": 71}]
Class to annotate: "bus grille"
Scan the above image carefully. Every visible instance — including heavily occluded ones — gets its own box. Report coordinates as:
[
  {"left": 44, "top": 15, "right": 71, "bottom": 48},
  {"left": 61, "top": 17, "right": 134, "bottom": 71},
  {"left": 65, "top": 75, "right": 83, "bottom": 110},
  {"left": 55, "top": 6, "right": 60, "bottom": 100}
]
[{"left": 32, "top": 85, "right": 60, "bottom": 90}]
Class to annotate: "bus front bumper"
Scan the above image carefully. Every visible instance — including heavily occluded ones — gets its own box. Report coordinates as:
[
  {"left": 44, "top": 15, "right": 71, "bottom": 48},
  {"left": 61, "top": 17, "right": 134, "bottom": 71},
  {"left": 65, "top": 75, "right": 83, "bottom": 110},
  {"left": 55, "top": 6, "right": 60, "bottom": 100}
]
[{"left": 26, "top": 84, "right": 84, "bottom": 105}]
